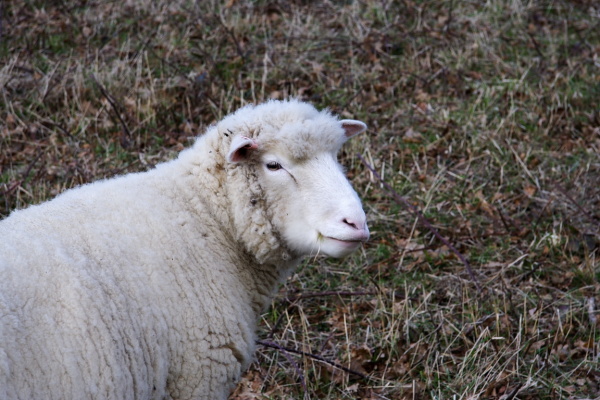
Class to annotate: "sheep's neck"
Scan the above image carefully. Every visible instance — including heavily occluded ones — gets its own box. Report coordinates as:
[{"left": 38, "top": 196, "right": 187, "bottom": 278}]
[
  {"left": 162, "top": 134, "right": 304, "bottom": 331},
  {"left": 174, "top": 132, "right": 297, "bottom": 273},
  {"left": 248, "top": 257, "right": 302, "bottom": 312}
]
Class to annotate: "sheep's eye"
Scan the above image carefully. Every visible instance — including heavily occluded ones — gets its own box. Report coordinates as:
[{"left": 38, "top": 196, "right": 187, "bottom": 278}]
[{"left": 266, "top": 161, "right": 282, "bottom": 171}]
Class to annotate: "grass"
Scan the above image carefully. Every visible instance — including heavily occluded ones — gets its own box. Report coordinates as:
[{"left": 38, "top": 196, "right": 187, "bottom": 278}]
[{"left": 1, "top": 0, "right": 599, "bottom": 398}]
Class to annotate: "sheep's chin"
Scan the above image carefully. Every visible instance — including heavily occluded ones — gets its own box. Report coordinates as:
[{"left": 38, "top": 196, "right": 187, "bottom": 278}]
[{"left": 316, "top": 237, "right": 363, "bottom": 258}]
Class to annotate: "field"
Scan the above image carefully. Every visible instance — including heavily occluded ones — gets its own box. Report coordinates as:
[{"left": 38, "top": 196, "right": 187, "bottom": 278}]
[{"left": 1, "top": 0, "right": 599, "bottom": 398}]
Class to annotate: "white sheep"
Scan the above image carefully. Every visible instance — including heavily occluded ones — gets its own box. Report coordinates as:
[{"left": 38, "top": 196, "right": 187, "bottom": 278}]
[{"left": 0, "top": 99, "right": 369, "bottom": 400}]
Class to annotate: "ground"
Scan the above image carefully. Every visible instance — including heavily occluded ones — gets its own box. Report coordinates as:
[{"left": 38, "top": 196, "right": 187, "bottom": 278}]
[{"left": 1, "top": 1, "right": 599, "bottom": 399}]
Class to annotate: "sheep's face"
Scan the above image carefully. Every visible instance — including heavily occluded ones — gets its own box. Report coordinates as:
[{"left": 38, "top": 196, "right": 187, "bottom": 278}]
[{"left": 227, "top": 119, "right": 369, "bottom": 259}]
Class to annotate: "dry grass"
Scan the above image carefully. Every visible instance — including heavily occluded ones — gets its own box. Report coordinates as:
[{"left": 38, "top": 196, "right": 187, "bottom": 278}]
[{"left": 1, "top": 0, "right": 599, "bottom": 399}]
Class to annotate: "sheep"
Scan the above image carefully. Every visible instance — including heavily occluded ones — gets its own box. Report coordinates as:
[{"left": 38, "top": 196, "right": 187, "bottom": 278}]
[{"left": 0, "top": 99, "right": 369, "bottom": 400}]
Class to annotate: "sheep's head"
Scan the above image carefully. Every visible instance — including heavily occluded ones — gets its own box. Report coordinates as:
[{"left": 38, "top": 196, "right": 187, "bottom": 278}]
[{"left": 221, "top": 100, "right": 369, "bottom": 259}]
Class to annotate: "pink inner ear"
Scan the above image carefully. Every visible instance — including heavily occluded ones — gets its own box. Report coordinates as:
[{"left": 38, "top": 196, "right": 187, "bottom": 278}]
[
  {"left": 340, "top": 119, "right": 367, "bottom": 138},
  {"left": 227, "top": 136, "right": 259, "bottom": 163}
]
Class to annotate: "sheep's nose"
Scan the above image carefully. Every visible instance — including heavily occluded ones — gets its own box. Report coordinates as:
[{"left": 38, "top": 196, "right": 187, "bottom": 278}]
[
  {"left": 343, "top": 218, "right": 363, "bottom": 230},
  {"left": 342, "top": 217, "right": 369, "bottom": 237}
]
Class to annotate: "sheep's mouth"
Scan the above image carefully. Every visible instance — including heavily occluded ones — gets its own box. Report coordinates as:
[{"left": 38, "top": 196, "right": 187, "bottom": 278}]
[
  {"left": 322, "top": 236, "right": 367, "bottom": 246},
  {"left": 327, "top": 237, "right": 363, "bottom": 243},
  {"left": 313, "top": 232, "right": 367, "bottom": 257}
]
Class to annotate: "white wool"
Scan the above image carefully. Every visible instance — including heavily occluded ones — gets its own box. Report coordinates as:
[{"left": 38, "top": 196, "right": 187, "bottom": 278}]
[{"left": 0, "top": 99, "right": 368, "bottom": 400}]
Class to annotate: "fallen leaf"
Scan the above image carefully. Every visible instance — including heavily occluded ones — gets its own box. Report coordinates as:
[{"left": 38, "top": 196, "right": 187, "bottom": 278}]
[
  {"left": 403, "top": 128, "right": 423, "bottom": 143},
  {"left": 524, "top": 185, "right": 537, "bottom": 197}
]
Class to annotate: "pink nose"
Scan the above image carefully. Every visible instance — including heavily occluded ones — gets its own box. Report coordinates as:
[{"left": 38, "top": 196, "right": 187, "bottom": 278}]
[
  {"left": 342, "top": 217, "right": 369, "bottom": 241},
  {"left": 343, "top": 218, "right": 364, "bottom": 230}
]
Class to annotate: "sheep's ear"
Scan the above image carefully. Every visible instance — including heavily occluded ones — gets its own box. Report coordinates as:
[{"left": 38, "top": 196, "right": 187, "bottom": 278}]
[
  {"left": 340, "top": 119, "right": 367, "bottom": 138},
  {"left": 227, "top": 135, "right": 259, "bottom": 163}
]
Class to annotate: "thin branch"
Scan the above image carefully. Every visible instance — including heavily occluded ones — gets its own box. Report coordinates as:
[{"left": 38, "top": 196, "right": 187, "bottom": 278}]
[
  {"left": 1, "top": 151, "right": 44, "bottom": 197},
  {"left": 257, "top": 340, "right": 369, "bottom": 380},
  {"left": 527, "top": 32, "right": 545, "bottom": 60},
  {"left": 266, "top": 309, "right": 288, "bottom": 339},
  {"left": 532, "top": 196, "right": 554, "bottom": 231},
  {"left": 503, "top": 382, "right": 524, "bottom": 400},
  {"left": 573, "top": 20, "right": 598, "bottom": 52},
  {"left": 41, "top": 119, "right": 73, "bottom": 138},
  {"left": 216, "top": 14, "right": 246, "bottom": 61},
  {"left": 285, "top": 290, "right": 378, "bottom": 303},
  {"left": 257, "top": 340, "right": 306, "bottom": 391},
  {"left": 89, "top": 73, "right": 132, "bottom": 147},
  {"left": 445, "top": 0, "right": 454, "bottom": 34},
  {"left": 268, "top": 290, "right": 379, "bottom": 338},
  {"left": 357, "top": 153, "right": 482, "bottom": 293},
  {"left": 0, "top": 1, "right": 3, "bottom": 40},
  {"left": 554, "top": 183, "right": 599, "bottom": 228},
  {"left": 495, "top": 205, "right": 514, "bottom": 235}
]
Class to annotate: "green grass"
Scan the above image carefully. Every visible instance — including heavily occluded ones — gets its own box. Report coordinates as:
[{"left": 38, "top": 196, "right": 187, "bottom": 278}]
[{"left": 2, "top": 0, "right": 599, "bottom": 398}]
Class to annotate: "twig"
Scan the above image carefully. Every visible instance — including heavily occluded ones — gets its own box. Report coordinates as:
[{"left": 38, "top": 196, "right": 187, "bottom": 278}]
[
  {"left": 532, "top": 196, "right": 553, "bottom": 231},
  {"left": 573, "top": 20, "right": 598, "bottom": 52},
  {"left": 357, "top": 153, "right": 482, "bottom": 292},
  {"left": 1, "top": 151, "right": 44, "bottom": 197},
  {"left": 216, "top": 14, "right": 246, "bottom": 61},
  {"left": 285, "top": 290, "right": 378, "bottom": 303},
  {"left": 268, "top": 290, "right": 378, "bottom": 338},
  {"left": 503, "top": 382, "right": 524, "bottom": 400},
  {"left": 267, "top": 309, "right": 288, "bottom": 339},
  {"left": 495, "top": 205, "right": 514, "bottom": 235},
  {"left": 89, "top": 73, "right": 132, "bottom": 147},
  {"left": 0, "top": 1, "right": 3, "bottom": 40},
  {"left": 445, "top": 0, "right": 454, "bottom": 34},
  {"left": 527, "top": 32, "right": 545, "bottom": 60},
  {"left": 41, "top": 119, "right": 73, "bottom": 138},
  {"left": 257, "top": 340, "right": 306, "bottom": 392},
  {"left": 257, "top": 340, "right": 369, "bottom": 380},
  {"left": 554, "top": 183, "right": 599, "bottom": 228}
]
